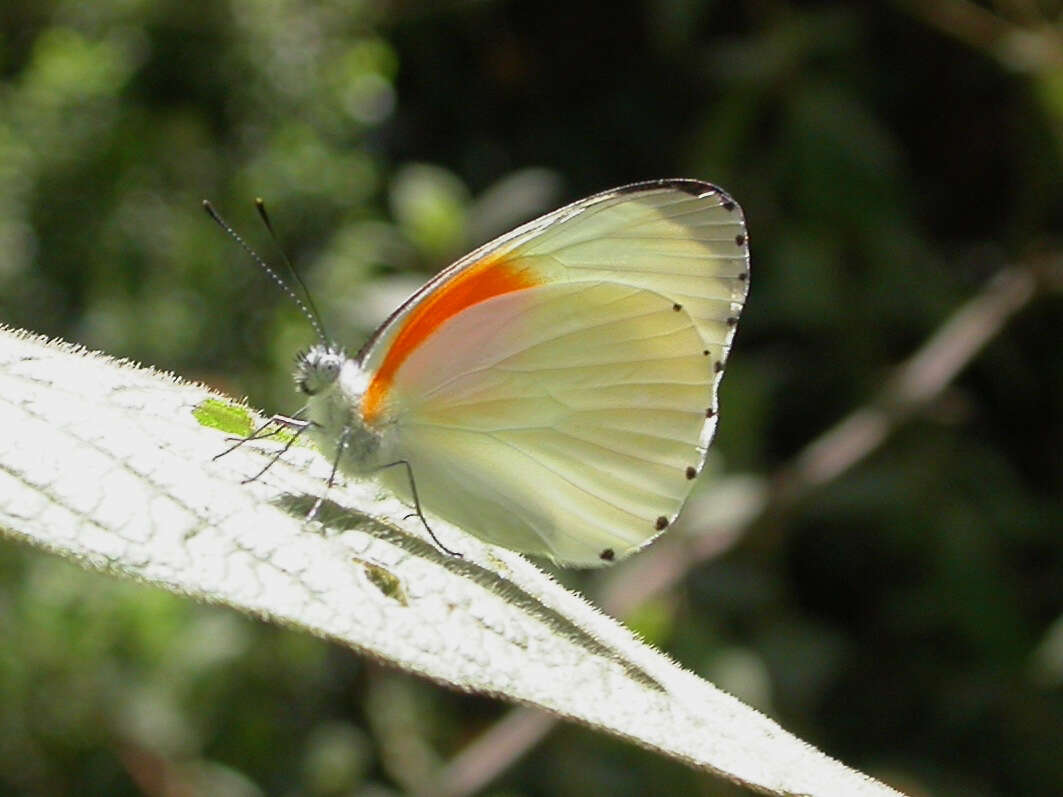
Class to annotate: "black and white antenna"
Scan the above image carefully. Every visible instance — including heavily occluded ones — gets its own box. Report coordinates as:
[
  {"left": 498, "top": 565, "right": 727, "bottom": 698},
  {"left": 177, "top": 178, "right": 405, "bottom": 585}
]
[{"left": 202, "top": 199, "right": 329, "bottom": 345}]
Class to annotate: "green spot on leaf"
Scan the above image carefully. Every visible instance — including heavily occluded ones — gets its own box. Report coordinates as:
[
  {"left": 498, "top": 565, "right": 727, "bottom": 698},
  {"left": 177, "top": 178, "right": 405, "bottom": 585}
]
[{"left": 193, "top": 399, "right": 254, "bottom": 437}]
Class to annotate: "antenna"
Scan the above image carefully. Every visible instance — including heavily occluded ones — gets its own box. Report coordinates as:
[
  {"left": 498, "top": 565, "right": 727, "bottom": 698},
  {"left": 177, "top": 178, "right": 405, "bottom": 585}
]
[
  {"left": 254, "top": 198, "right": 329, "bottom": 343},
  {"left": 202, "top": 199, "right": 329, "bottom": 345}
]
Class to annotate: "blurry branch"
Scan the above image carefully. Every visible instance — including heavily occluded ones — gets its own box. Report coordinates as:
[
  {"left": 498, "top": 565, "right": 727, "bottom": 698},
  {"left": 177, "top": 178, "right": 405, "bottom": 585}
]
[
  {"left": 430, "top": 259, "right": 1059, "bottom": 797},
  {"left": 899, "top": 0, "right": 1063, "bottom": 71},
  {"left": 778, "top": 264, "right": 1039, "bottom": 499},
  {"left": 367, "top": 667, "right": 448, "bottom": 794},
  {"left": 421, "top": 706, "right": 559, "bottom": 797},
  {"left": 904, "top": 0, "right": 1014, "bottom": 50}
]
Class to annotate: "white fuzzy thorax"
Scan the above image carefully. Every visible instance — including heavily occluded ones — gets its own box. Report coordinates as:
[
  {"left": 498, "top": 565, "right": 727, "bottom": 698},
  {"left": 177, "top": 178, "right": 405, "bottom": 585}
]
[{"left": 297, "top": 345, "right": 393, "bottom": 476}]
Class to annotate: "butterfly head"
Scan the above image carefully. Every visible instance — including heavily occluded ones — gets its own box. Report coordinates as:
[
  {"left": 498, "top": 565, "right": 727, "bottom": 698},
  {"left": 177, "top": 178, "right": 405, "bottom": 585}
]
[{"left": 294, "top": 344, "right": 347, "bottom": 396}]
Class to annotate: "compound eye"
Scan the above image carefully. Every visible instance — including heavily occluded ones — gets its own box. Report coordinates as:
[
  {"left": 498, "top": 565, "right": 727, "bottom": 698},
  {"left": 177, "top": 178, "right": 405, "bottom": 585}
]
[{"left": 294, "top": 346, "right": 345, "bottom": 396}]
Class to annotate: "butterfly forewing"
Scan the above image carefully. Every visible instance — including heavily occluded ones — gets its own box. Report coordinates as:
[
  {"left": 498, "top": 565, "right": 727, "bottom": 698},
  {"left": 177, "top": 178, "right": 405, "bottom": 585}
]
[{"left": 358, "top": 179, "right": 748, "bottom": 377}]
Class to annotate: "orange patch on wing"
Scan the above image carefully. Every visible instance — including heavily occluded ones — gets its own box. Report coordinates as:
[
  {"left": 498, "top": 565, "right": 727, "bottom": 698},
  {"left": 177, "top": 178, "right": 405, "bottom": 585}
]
[{"left": 363, "top": 255, "right": 536, "bottom": 422}]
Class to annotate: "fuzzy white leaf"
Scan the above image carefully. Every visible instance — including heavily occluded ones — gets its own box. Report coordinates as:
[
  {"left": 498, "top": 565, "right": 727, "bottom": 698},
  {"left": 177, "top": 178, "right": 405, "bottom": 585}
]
[{"left": 0, "top": 326, "right": 901, "bottom": 797}]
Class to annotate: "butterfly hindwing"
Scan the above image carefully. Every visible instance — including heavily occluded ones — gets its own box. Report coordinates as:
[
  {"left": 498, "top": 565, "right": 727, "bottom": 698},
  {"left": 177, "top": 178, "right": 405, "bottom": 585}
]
[{"left": 376, "top": 281, "right": 712, "bottom": 565}]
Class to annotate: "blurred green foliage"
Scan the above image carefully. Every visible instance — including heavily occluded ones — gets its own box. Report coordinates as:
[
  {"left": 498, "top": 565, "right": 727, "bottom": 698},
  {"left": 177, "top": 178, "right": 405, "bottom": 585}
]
[{"left": 1, "top": 0, "right": 1062, "bottom": 795}]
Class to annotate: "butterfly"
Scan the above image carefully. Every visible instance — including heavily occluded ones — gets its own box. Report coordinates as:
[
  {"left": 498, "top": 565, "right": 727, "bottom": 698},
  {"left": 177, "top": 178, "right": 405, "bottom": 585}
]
[{"left": 215, "top": 179, "right": 749, "bottom": 567}]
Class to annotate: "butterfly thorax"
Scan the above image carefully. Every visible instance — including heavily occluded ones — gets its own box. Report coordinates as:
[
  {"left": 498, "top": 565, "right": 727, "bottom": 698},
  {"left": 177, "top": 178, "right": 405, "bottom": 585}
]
[{"left": 295, "top": 344, "right": 392, "bottom": 476}]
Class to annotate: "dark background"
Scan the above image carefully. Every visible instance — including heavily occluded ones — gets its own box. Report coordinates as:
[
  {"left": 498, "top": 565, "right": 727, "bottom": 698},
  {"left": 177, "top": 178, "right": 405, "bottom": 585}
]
[{"left": 1, "top": 1, "right": 1061, "bottom": 794}]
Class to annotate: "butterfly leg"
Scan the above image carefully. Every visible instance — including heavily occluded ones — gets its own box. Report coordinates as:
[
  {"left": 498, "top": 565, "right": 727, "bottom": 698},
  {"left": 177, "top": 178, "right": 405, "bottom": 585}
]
[
  {"left": 214, "top": 413, "right": 313, "bottom": 483},
  {"left": 307, "top": 423, "right": 350, "bottom": 522},
  {"left": 376, "top": 460, "right": 463, "bottom": 559},
  {"left": 214, "top": 412, "right": 308, "bottom": 457},
  {"left": 243, "top": 419, "right": 313, "bottom": 484}
]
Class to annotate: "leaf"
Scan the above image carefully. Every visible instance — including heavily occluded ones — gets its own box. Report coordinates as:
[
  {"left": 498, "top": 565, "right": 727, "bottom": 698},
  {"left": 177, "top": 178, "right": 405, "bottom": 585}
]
[{"left": 0, "top": 326, "right": 901, "bottom": 796}]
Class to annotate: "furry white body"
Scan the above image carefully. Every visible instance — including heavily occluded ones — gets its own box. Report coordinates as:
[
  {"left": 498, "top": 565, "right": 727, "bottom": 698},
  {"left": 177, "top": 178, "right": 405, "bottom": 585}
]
[{"left": 302, "top": 355, "right": 392, "bottom": 475}]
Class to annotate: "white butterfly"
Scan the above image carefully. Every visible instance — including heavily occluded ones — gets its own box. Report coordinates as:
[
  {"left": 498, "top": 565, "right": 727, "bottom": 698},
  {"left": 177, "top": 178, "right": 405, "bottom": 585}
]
[{"left": 225, "top": 179, "right": 749, "bottom": 566}]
